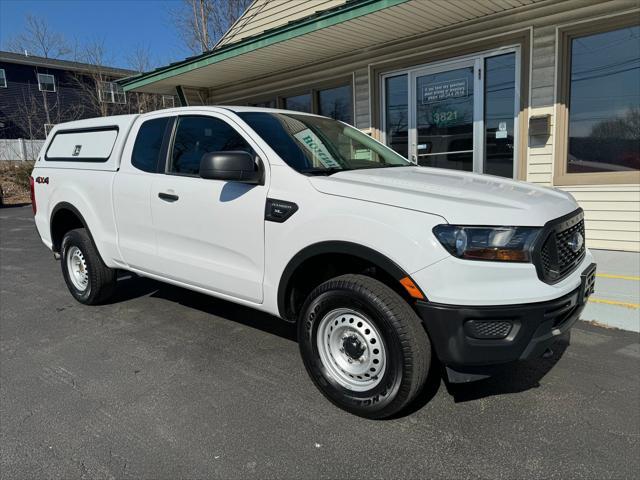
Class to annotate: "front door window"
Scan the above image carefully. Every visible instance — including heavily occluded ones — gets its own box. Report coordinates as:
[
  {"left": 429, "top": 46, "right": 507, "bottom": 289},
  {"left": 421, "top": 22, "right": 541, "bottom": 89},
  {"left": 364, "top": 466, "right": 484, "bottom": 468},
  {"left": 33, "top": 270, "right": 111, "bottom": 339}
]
[{"left": 383, "top": 49, "right": 519, "bottom": 178}]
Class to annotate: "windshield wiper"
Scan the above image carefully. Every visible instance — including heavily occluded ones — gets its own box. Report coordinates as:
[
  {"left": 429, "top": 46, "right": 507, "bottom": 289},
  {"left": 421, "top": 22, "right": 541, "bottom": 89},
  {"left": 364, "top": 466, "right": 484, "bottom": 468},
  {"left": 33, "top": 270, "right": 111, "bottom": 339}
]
[{"left": 300, "top": 167, "right": 347, "bottom": 176}]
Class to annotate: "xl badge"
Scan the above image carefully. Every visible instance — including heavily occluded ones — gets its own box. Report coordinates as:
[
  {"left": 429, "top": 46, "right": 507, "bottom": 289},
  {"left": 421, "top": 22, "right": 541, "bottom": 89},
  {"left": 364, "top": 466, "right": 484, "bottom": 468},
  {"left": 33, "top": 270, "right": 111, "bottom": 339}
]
[{"left": 567, "top": 232, "right": 584, "bottom": 253}]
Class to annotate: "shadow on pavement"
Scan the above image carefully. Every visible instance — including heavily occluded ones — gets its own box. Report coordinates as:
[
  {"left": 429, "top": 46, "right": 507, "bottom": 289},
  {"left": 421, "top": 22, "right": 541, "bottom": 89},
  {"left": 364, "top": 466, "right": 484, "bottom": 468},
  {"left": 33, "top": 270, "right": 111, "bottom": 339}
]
[
  {"left": 106, "top": 275, "right": 568, "bottom": 411},
  {"left": 0, "top": 202, "right": 31, "bottom": 209},
  {"left": 445, "top": 332, "right": 570, "bottom": 402},
  {"left": 106, "top": 273, "right": 297, "bottom": 341},
  {"left": 150, "top": 280, "right": 296, "bottom": 342}
]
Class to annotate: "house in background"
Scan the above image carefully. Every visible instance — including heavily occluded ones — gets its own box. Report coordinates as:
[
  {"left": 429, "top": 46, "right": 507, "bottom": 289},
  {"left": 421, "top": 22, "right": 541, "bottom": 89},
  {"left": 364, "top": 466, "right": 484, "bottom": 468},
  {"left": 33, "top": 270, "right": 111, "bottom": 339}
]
[{"left": 0, "top": 50, "right": 176, "bottom": 140}]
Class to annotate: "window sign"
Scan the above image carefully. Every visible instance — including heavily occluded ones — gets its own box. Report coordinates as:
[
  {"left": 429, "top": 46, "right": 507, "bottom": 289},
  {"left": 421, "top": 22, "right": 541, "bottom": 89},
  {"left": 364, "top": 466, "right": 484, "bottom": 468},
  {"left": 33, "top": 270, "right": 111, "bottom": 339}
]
[
  {"left": 293, "top": 129, "right": 341, "bottom": 168},
  {"left": 422, "top": 78, "right": 467, "bottom": 104}
]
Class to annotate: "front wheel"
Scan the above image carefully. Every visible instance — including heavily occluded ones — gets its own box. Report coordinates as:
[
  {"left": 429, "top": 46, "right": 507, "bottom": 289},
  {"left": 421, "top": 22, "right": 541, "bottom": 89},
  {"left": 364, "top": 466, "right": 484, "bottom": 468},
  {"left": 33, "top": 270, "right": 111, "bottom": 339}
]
[{"left": 298, "top": 274, "right": 431, "bottom": 419}]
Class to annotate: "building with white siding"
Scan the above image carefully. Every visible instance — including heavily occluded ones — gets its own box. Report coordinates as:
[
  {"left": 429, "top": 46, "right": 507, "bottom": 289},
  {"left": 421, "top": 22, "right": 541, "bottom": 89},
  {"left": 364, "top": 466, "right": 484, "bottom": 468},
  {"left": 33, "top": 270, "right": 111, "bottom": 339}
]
[{"left": 120, "top": 0, "right": 639, "bottom": 255}]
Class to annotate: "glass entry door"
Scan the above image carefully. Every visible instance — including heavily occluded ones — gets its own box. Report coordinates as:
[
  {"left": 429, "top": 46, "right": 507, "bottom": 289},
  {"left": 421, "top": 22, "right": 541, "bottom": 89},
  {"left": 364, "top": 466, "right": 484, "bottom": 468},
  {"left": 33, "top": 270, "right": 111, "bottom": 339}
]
[
  {"left": 410, "top": 59, "right": 476, "bottom": 171},
  {"left": 398, "top": 50, "right": 518, "bottom": 178}
]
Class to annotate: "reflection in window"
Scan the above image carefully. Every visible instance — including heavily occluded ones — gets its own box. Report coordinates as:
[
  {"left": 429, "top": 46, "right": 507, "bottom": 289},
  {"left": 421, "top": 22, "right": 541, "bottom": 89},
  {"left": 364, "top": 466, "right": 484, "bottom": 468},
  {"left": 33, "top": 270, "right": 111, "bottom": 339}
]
[
  {"left": 384, "top": 74, "right": 408, "bottom": 158},
  {"left": 170, "top": 116, "right": 253, "bottom": 175},
  {"left": 567, "top": 25, "right": 639, "bottom": 174},
  {"left": 318, "top": 84, "right": 352, "bottom": 124},
  {"left": 282, "top": 93, "right": 312, "bottom": 113},
  {"left": 132, "top": 117, "right": 170, "bottom": 173},
  {"left": 484, "top": 53, "right": 516, "bottom": 178},
  {"left": 416, "top": 66, "right": 474, "bottom": 171}
]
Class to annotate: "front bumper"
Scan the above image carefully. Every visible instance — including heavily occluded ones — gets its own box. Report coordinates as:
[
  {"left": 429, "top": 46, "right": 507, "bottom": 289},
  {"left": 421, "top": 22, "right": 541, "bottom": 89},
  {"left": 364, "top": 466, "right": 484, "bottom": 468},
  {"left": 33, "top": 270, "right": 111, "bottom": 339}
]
[{"left": 416, "top": 263, "right": 596, "bottom": 377}]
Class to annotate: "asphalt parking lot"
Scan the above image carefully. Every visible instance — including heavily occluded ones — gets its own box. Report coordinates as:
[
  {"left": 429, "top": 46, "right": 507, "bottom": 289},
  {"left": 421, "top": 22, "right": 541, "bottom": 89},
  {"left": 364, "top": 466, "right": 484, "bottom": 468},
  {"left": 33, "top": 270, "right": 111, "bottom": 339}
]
[{"left": 1, "top": 205, "right": 638, "bottom": 479}]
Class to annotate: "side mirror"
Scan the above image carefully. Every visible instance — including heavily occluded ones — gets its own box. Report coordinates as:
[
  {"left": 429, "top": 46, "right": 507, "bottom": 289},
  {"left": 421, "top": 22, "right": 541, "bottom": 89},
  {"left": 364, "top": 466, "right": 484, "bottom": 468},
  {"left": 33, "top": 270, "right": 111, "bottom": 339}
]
[{"left": 199, "top": 151, "right": 262, "bottom": 184}]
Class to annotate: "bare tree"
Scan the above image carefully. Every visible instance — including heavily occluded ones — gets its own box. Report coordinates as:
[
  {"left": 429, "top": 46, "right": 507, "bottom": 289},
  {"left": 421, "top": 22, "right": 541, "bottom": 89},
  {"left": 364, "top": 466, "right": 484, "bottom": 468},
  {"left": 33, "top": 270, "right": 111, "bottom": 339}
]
[
  {"left": 126, "top": 45, "right": 166, "bottom": 113},
  {"left": 6, "top": 14, "right": 71, "bottom": 59},
  {"left": 169, "top": 0, "right": 252, "bottom": 54},
  {"left": 71, "top": 39, "right": 128, "bottom": 117}
]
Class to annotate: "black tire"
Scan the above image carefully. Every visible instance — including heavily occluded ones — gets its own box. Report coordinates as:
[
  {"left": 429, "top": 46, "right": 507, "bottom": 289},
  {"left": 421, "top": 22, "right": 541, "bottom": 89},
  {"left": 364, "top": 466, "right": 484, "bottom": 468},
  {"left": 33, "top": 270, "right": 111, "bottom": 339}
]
[
  {"left": 298, "top": 274, "right": 430, "bottom": 419},
  {"left": 60, "top": 228, "right": 116, "bottom": 305}
]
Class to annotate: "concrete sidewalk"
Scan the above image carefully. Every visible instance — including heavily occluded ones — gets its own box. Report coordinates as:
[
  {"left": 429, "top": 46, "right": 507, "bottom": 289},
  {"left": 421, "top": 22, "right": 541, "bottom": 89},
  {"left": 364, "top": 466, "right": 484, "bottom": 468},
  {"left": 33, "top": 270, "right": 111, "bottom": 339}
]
[{"left": 583, "top": 249, "right": 640, "bottom": 332}]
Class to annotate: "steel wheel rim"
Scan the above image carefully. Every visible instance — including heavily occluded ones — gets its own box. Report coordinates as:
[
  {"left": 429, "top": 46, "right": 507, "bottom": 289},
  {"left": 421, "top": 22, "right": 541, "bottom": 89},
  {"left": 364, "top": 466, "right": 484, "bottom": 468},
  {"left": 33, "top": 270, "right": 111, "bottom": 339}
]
[
  {"left": 66, "top": 246, "right": 89, "bottom": 291},
  {"left": 316, "top": 308, "right": 386, "bottom": 392}
]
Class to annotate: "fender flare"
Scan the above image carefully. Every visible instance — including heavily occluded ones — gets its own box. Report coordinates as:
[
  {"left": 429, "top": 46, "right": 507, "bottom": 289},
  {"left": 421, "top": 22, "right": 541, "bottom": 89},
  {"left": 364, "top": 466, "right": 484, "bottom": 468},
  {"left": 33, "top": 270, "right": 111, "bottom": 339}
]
[
  {"left": 49, "top": 202, "right": 99, "bottom": 256},
  {"left": 277, "top": 241, "right": 412, "bottom": 319}
]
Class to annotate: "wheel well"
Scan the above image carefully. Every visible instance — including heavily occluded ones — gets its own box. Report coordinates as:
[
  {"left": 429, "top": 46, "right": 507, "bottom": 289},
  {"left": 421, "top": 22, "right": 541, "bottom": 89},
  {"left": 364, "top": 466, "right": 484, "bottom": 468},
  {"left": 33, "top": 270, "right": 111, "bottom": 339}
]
[
  {"left": 50, "top": 207, "right": 84, "bottom": 253},
  {"left": 280, "top": 252, "right": 414, "bottom": 322}
]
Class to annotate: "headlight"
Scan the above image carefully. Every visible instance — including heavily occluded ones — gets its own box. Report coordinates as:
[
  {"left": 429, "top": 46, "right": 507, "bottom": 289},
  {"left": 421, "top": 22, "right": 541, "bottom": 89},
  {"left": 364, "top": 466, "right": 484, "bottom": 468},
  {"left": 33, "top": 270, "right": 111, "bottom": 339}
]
[{"left": 433, "top": 225, "right": 541, "bottom": 262}]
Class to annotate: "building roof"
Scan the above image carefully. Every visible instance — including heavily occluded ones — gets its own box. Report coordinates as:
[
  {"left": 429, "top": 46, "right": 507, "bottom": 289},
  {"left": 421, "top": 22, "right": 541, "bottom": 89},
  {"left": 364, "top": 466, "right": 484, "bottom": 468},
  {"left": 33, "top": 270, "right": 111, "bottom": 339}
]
[
  {"left": 120, "top": 0, "right": 543, "bottom": 94},
  {"left": 0, "top": 50, "right": 135, "bottom": 77},
  {"left": 216, "top": 0, "right": 350, "bottom": 48}
]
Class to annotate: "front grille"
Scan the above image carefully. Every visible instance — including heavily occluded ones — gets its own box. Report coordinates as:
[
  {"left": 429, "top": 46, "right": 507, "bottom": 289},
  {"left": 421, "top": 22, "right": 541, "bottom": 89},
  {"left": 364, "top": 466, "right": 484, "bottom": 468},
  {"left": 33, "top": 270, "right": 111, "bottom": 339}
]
[
  {"left": 464, "top": 320, "right": 512, "bottom": 339},
  {"left": 536, "top": 210, "right": 586, "bottom": 284}
]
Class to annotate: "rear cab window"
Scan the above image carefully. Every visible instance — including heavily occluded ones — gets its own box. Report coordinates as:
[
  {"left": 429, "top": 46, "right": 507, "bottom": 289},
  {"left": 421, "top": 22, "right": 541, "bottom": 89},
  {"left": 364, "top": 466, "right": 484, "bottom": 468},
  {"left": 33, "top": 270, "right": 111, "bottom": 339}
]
[{"left": 131, "top": 117, "right": 171, "bottom": 173}]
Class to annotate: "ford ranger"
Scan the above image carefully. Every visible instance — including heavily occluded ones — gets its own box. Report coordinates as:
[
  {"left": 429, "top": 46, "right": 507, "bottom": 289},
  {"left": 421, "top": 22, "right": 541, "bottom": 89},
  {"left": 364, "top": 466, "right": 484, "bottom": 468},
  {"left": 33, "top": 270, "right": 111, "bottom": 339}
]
[{"left": 31, "top": 107, "right": 596, "bottom": 418}]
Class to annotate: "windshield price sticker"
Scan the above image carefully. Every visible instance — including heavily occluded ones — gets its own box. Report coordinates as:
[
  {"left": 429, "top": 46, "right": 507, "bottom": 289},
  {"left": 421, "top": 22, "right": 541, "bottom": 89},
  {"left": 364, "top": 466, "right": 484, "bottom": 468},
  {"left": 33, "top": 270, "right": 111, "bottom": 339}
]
[
  {"left": 294, "top": 129, "right": 341, "bottom": 168},
  {"left": 423, "top": 79, "right": 467, "bottom": 104}
]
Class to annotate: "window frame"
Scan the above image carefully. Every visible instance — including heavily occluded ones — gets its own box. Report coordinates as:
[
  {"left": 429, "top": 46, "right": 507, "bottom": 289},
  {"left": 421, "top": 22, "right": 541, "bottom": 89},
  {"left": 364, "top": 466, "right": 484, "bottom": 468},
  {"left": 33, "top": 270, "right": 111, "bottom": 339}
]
[
  {"left": 162, "top": 95, "right": 176, "bottom": 109},
  {"left": 164, "top": 114, "right": 258, "bottom": 178},
  {"left": 44, "top": 126, "right": 119, "bottom": 162},
  {"left": 0, "top": 68, "right": 6, "bottom": 88},
  {"left": 37, "top": 73, "right": 56, "bottom": 92},
  {"left": 99, "top": 81, "right": 127, "bottom": 105},
  {"left": 372, "top": 29, "right": 531, "bottom": 181},
  {"left": 554, "top": 13, "right": 640, "bottom": 186}
]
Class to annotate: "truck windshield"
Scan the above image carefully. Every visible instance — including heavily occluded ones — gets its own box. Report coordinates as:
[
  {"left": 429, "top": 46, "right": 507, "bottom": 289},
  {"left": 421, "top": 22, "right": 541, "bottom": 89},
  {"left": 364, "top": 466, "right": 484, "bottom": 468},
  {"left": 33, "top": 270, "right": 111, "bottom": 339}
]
[{"left": 237, "top": 112, "right": 411, "bottom": 175}]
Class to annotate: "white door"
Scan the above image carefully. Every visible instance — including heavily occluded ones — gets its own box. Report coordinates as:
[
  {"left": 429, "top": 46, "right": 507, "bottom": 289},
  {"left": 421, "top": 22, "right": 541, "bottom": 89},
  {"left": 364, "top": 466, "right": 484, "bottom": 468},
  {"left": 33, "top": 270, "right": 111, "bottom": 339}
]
[
  {"left": 114, "top": 114, "right": 174, "bottom": 272},
  {"left": 150, "top": 113, "right": 267, "bottom": 303}
]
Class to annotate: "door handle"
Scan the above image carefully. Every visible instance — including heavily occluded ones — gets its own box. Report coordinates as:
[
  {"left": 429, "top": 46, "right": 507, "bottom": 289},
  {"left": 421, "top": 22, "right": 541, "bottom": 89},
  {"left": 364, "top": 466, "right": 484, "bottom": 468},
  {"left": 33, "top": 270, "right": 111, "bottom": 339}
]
[{"left": 158, "top": 192, "right": 179, "bottom": 202}]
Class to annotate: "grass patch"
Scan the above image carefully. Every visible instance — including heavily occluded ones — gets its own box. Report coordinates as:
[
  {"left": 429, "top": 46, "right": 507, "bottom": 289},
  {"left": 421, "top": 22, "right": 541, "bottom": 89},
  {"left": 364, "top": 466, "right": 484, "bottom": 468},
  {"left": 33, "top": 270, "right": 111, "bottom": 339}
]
[{"left": 0, "top": 161, "right": 34, "bottom": 205}]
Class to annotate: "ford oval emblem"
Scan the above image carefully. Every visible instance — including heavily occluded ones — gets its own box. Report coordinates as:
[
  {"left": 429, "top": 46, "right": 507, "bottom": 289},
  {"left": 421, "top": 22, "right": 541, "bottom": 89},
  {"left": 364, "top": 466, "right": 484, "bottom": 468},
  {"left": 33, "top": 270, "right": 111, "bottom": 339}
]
[{"left": 567, "top": 232, "right": 584, "bottom": 253}]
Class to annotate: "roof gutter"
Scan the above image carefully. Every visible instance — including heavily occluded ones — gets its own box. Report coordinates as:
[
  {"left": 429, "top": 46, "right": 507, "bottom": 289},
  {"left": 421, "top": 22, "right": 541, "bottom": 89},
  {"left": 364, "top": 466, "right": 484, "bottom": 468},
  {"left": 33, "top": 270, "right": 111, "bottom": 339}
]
[{"left": 120, "top": 0, "right": 409, "bottom": 92}]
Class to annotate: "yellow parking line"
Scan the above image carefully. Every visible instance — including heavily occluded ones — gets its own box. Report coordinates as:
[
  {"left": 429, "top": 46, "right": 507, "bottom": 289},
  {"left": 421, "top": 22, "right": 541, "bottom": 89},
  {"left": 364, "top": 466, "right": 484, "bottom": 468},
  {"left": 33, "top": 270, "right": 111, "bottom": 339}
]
[
  {"left": 589, "top": 298, "right": 640, "bottom": 309},
  {"left": 595, "top": 273, "right": 640, "bottom": 281}
]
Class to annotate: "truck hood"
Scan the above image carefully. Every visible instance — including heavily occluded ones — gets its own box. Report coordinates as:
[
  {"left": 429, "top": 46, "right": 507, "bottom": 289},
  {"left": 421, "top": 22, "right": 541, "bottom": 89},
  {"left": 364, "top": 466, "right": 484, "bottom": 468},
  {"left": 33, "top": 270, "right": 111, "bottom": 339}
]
[{"left": 308, "top": 166, "right": 578, "bottom": 225}]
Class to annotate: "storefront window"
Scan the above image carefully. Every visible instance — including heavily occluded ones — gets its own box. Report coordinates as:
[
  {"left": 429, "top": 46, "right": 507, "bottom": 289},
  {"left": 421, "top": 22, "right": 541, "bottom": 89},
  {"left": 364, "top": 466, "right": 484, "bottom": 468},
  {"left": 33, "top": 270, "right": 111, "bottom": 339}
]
[
  {"left": 283, "top": 93, "right": 312, "bottom": 113},
  {"left": 566, "top": 24, "right": 639, "bottom": 174},
  {"left": 384, "top": 74, "right": 408, "bottom": 158},
  {"left": 318, "top": 84, "right": 352, "bottom": 124}
]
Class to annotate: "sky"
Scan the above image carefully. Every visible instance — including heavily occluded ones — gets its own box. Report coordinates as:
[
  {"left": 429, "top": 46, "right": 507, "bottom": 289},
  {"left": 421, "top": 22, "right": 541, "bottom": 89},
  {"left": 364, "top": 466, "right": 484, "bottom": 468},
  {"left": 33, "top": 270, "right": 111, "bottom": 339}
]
[{"left": 0, "top": 0, "right": 193, "bottom": 69}]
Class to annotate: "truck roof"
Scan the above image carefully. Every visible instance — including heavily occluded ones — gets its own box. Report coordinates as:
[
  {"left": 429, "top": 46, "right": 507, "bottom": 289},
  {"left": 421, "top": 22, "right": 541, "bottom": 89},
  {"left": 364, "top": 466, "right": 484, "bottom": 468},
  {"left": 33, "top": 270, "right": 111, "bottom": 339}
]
[{"left": 49, "top": 106, "right": 322, "bottom": 133}]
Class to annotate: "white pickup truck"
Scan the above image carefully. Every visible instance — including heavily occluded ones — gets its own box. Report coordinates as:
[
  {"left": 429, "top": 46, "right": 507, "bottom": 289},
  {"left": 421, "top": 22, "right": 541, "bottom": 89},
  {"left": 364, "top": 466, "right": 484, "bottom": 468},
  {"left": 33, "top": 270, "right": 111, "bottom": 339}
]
[{"left": 31, "top": 106, "right": 596, "bottom": 418}]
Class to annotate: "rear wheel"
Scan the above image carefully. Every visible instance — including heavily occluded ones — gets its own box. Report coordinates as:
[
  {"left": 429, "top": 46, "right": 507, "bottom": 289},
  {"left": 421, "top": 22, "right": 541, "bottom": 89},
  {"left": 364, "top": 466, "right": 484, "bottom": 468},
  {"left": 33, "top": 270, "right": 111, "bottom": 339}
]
[
  {"left": 298, "top": 274, "right": 430, "bottom": 419},
  {"left": 61, "top": 228, "right": 116, "bottom": 305}
]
